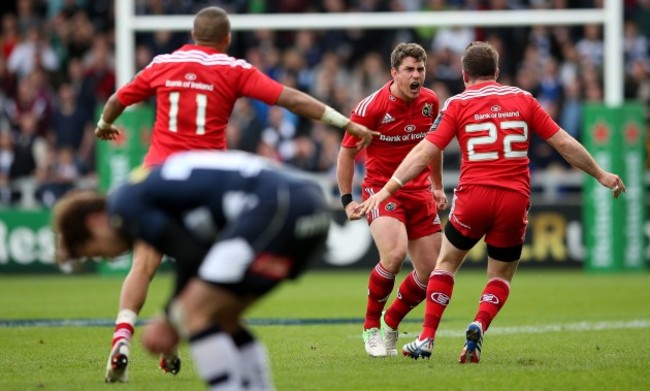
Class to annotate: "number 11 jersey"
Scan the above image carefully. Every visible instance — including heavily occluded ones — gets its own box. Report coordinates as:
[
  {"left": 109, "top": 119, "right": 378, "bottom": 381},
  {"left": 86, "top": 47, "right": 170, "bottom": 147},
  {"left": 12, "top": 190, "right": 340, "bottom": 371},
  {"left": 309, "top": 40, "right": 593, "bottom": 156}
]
[{"left": 117, "top": 44, "right": 284, "bottom": 167}]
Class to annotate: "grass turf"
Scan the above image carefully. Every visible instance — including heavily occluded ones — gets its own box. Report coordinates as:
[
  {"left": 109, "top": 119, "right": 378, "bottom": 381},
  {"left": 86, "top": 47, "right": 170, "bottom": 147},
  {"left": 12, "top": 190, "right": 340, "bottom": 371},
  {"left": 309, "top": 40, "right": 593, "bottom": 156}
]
[{"left": 0, "top": 269, "right": 648, "bottom": 390}]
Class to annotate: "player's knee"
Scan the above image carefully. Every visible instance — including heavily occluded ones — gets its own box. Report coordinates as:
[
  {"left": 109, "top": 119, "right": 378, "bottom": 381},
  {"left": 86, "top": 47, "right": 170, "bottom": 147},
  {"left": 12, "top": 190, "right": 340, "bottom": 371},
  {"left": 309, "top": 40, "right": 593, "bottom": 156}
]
[{"left": 380, "top": 250, "right": 407, "bottom": 272}]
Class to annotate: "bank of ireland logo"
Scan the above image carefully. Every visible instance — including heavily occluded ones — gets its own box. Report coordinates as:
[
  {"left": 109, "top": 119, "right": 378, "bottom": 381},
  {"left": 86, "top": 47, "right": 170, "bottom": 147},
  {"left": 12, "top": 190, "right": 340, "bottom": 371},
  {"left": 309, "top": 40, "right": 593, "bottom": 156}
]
[
  {"left": 430, "top": 292, "right": 450, "bottom": 306},
  {"left": 385, "top": 202, "right": 396, "bottom": 211},
  {"left": 185, "top": 72, "right": 197, "bottom": 81},
  {"left": 422, "top": 103, "right": 433, "bottom": 117},
  {"left": 404, "top": 124, "right": 416, "bottom": 132}
]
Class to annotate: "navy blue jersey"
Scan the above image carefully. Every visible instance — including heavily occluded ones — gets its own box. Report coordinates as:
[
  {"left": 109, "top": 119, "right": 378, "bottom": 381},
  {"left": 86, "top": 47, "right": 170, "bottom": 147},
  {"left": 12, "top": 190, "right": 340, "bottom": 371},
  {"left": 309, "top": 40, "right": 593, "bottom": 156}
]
[{"left": 107, "top": 150, "right": 330, "bottom": 296}]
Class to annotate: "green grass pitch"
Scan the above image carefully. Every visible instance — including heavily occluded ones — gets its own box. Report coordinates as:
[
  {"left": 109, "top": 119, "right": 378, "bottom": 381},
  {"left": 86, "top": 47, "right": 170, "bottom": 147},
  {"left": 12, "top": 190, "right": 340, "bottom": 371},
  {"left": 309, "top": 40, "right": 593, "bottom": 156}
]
[{"left": 1, "top": 269, "right": 649, "bottom": 390}]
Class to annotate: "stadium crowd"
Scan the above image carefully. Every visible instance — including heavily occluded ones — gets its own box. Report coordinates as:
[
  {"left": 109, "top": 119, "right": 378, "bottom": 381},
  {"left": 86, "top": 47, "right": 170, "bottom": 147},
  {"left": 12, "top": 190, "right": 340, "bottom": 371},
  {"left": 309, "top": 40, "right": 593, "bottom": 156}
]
[{"left": 0, "top": 0, "right": 648, "bottom": 208}]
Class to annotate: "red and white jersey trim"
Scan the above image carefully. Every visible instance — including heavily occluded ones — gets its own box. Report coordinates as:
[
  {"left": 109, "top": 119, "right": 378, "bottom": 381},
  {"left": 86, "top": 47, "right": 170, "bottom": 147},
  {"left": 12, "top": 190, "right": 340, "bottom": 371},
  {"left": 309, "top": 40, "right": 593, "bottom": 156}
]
[
  {"left": 442, "top": 85, "right": 530, "bottom": 111},
  {"left": 149, "top": 50, "right": 252, "bottom": 69}
]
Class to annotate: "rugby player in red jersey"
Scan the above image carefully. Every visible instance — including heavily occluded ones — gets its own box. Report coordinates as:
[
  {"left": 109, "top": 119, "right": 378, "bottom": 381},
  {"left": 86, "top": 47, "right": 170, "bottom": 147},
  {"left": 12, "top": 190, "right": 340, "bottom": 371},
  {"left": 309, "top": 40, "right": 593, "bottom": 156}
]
[
  {"left": 357, "top": 41, "right": 624, "bottom": 363},
  {"left": 94, "top": 6, "right": 377, "bottom": 382},
  {"left": 336, "top": 43, "right": 447, "bottom": 357}
]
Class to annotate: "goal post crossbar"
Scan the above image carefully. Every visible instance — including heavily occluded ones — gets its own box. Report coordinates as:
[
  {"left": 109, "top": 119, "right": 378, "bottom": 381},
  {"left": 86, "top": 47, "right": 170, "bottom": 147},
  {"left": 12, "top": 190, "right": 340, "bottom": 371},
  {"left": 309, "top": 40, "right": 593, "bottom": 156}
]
[
  {"left": 116, "top": 0, "right": 623, "bottom": 105},
  {"left": 129, "top": 9, "right": 607, "bottom": 31}
]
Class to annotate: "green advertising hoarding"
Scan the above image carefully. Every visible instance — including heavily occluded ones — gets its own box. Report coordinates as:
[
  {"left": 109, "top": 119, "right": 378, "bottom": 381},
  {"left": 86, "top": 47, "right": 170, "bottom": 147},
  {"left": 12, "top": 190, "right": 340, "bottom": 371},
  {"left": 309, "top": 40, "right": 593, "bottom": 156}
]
[
  {"left": 582, "top": 103, "right": 647, "bottom": 272},
  {"left": 0, "top": 209, "right": 56, "bottom": 272},
  {"left": 96, "top": 105, "right": 152, "bottom": 275}
]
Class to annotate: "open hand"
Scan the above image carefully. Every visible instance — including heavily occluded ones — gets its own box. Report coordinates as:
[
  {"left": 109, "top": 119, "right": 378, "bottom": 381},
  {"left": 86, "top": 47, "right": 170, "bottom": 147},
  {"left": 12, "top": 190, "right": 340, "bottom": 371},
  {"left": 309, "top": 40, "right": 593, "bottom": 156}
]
[
  {"left": 355, "top": 188, "right": 391, "bottom": 216},
  {"left": 142, "top": 317, "right": 180, "bottom": 356}
]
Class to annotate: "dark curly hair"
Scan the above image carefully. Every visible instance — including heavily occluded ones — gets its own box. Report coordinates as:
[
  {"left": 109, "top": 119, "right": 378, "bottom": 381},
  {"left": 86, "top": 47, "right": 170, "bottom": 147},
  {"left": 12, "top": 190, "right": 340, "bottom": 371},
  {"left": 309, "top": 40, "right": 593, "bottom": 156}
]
[{"left": 52, "top": 190, "right": 106, "bottom": 263}]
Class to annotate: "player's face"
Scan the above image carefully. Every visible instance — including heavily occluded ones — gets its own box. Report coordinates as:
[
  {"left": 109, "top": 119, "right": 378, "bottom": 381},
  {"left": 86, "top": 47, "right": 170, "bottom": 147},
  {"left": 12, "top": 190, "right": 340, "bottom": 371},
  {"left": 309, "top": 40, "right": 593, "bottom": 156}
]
[
  {"left": 76, "top": 237, "right": 130, "bottom": 259},
  {"left": 75, "top": 218, "right": 131, "bottom": 259},
  {"left": 392, "top": 56, "right": 426, "bottom": 102}
]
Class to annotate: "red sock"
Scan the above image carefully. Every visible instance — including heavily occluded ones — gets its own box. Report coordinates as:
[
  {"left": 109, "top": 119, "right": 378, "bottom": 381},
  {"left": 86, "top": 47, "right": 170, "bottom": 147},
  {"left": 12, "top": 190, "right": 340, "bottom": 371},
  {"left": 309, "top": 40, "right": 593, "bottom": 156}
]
[
  {"left": 364, "top": 262, "right": 395, "bottom": 330},
  {"left": 384, "top": 271, "right": 427, "bottom": 330},
  {"left": 420, "top": 270, "right": 455, "bottom": 340},
  {"left": 112, "top": 323, "right": 134, "bottom": 346},
  {"left": 474, "top": 278, "right": 510, "bottom": 332}
]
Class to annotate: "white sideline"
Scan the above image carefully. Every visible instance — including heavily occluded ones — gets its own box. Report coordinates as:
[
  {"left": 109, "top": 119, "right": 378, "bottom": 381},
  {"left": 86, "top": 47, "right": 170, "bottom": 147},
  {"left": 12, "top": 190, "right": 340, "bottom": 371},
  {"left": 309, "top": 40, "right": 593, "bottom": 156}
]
[{"left": 399, "top": 319, "right": 650, "bottom": 338}]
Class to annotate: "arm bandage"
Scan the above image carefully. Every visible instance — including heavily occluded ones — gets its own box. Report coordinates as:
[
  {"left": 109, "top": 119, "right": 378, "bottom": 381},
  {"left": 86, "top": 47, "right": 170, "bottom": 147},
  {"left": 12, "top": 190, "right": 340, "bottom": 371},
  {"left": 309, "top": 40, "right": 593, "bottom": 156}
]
[{"left": 321, "top": 106, "right": 350, "bottom": 128}]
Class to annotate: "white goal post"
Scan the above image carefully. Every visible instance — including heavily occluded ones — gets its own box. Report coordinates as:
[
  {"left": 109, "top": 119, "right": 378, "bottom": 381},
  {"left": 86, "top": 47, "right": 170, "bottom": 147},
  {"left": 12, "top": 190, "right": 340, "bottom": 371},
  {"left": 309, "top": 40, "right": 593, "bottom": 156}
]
[{"left": 115, "top": 0, "right": 623, "bottom": 106}]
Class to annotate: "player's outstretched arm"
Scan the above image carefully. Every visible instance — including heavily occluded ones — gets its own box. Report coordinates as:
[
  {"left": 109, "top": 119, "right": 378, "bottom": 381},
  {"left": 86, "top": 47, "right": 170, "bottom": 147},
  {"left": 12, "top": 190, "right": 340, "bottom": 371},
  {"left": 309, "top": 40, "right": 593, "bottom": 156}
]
[
  {"left": 546, "top": 128, "right": 625, "bottom": 198},
  {"left": 356, "top": 139, "right": 440, "bottom": 215},
  {"left": 95, "top": 92, "right": 127, "bottom": 141},
  {"left": 276, "top": 86, "right": 379, "bottom": 148},
  {"left": 428, "top": 151, "right": 447, "bottom": 210}
]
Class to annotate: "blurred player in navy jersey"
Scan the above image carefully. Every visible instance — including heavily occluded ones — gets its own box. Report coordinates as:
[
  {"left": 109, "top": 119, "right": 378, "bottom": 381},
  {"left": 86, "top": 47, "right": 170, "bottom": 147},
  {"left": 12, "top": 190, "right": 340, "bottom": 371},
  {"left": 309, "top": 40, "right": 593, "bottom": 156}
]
[
  {"left": 337, "top": 42, "right": 446, "bottom": 357},
  {"left": 53, "top": 150, "right": 331, "bottom": 390},
  {"left": 358, "top": 41, "right": 625, "bottom": 363},
  {"left": 94, "top": 6, "right": 376, "bottom": 382}
]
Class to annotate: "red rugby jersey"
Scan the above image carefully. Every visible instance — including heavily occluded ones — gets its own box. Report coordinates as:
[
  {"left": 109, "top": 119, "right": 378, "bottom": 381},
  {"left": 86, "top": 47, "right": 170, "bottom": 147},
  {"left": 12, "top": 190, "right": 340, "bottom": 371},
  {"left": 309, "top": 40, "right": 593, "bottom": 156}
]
[
  {"left": 117, "top": 44, "right": 284, "bottom": 166},
  {"left": 425, "top": 81, "right": 560, "bottom": 196},
  {"left": 342, "top": 81, "right": 439, "bottom": 192}
]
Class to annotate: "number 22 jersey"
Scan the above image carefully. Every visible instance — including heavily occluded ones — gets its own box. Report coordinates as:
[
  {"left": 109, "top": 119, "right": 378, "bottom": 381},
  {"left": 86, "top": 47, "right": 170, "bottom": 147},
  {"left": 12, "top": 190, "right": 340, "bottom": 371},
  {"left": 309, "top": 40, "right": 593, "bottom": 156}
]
[{"left": 425, "top": 81, "right": 560, "bottom": 196}]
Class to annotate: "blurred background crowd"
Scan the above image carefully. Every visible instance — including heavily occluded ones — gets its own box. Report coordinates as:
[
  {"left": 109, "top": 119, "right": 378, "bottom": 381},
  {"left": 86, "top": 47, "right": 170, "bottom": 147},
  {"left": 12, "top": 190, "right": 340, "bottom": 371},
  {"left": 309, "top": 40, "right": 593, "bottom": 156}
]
[{"left": 0, "top": 0, "right": 648, "bottom": 208}]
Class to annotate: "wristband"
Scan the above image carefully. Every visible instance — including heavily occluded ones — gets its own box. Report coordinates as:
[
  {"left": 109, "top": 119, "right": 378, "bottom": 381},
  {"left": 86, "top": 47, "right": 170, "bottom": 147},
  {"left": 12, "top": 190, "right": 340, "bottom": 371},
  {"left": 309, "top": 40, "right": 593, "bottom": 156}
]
[
  {"left": 341, "top": 193, "right": 353, "bottom": 208},
  {"left": 97, "top": 117, "right": 112, "bottom": 130},
  {"left": 321, "top": 106, "right": 350, "bottom": 128},
  {"left": 391, "top": 176, "right": 404, "bottom": 187}
]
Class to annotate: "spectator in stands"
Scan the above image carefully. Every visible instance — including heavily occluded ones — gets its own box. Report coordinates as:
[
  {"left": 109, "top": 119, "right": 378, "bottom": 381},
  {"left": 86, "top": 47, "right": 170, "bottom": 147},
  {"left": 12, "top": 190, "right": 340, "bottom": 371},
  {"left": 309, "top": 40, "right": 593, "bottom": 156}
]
[
  {"left": 1, "top": 13, "right": 19, "bottom": 60},
  {"left": 64, "top": 57, "right": 96, "bottom": 117},
  {"left": 82, "top": 35, "right": 116, "bottom": 103},
  {"left": 536, "top": 58, "right": 563, "bottom": 111},
  {"left": 134, "top": 44, "right": 153, "bottom": 72},
  {"left": 311, "top": 51, "right": 350, "bottom": 103},
  {"left": 352, "top": 52, "right": 391, "bottom": 96},
  {"left": 633, "top": 0, "right": 650, "bottom": 39},
  {"left": 9, "top": 112, "right": 48, "bottom": 208},
  {"left": 0, "top": 58, "right": 16, "bottom": 116},
  {"left": 0, "top": 129, "right": 14, "bottom": 205},
  {"left": 15, "top": 0, "right": 44, "bottom": 36},
  {"left": 37, "top": 145, "right": 82, "bottom": 207},
  {"left": 286, "top": 135, "right": 321, "bottom": 172},
  {"left": 7, "top": 23, "right": 59, "bottom": 80},
  {"left": 259, "top": 106, "right": 299, "bottom": 162},
  {"left": 623, "top": 20, "right": 649, "bottom": 75},
  {"left": 141, "top": 30, "right": 187, "bottom": 57},
  {"left": 51, "top": 82, "right": 94, "bottom": 168},
  {"left": 5, "top": 75, "right": 51, "bottom": 137},
  {"left": 576, "top": 24, "right": 604, "bottom": 68},
  {"left": 625, "top": 58, "right": 650, "bottom": 121},
  {"left": 228, "top": 98, "right": 265, "bottom": 153}
]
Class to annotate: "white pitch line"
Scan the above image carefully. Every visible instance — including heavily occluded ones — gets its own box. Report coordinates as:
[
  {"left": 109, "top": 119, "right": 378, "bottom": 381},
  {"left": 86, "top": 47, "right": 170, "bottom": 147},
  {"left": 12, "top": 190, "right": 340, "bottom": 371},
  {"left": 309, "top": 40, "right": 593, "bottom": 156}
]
[{"left": 397, "top": 319, "right": 650, "bottom": 338}]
